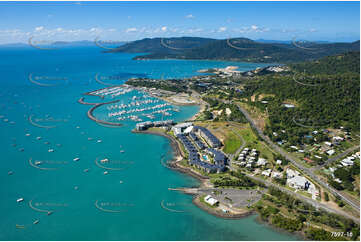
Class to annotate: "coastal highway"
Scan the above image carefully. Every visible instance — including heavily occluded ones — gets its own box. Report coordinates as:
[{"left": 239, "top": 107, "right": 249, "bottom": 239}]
[
  {"left": 233, "top": 102, "right": 360, "bottom": 213},
  {"left": 244, "top": 172, "right": 360, "bottom": 223},
  {"left": 225, "top": 162, "right": 360, "bottom": 222}
]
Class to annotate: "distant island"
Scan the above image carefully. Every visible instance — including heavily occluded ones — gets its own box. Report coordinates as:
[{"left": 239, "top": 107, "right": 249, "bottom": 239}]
[{"left": 108, "top": 37, "right": 360, "bottom": 63}]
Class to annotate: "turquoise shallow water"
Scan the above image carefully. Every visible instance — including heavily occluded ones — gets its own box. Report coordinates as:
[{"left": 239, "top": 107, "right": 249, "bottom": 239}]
[{"left": 0, "top": 46, "right": 298, "bottom": 240}]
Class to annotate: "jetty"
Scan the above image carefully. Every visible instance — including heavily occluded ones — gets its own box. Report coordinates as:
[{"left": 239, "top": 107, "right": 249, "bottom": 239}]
[
  {"left": 87, "top": 101, "right": 123, "bottom": 127},
  {"left": 78, "top": 97, "right": 104, "bottom": 105}
]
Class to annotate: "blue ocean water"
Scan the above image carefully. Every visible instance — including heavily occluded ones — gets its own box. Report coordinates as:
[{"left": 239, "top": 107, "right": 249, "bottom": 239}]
[{"left": 0, "top": 45, "right": 298, "bottom": 241}]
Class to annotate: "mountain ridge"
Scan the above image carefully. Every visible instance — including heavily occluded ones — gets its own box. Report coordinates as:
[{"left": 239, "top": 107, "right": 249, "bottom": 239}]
[{"left": 109, "top": 37, "right": 360, "bottom": 63}]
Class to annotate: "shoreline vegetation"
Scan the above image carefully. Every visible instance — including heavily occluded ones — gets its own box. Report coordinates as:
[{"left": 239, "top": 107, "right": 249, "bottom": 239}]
[
  {"left": 132, "top": 128, "right": 264, "bottom": 219},
  {"left": 132, "top": 127, "right": 360, "bottom": 241},
  {"left": 84, "top": 53, "right": 360, "bottom": 240},
  {"left": 130, "top": 57, "right": 359, "bottom": 240},
  {"left": 132, "top": 128, "right": 254, "bottom": 218}
]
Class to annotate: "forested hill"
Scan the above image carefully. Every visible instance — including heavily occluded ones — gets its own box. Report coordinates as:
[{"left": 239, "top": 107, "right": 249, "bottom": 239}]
[
  {"left": 109, "top": 37, "right": 216, "bottom": 54},
  {"left": 243, "top": 51, "right": 360, "bottom": 135},
  {"left": 290, "top": 51, "right": 360, "bottom": 74},
  {"left": 110, "top": 37, "right": 360, "bottom": 63}
]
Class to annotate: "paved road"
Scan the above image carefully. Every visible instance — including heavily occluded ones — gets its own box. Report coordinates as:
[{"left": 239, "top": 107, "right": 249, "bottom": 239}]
[
  {"left": 225, "top": 161, "right": 359, "bottom": 223},
  {"left": 232, "top": 102, "right": 360, "bottom": 213},
  {"left": 315, "top": 145, "right": 360, "bottom": 169},
  {"left": 244, "top": 173, "right": 360, "bottom": 223}
]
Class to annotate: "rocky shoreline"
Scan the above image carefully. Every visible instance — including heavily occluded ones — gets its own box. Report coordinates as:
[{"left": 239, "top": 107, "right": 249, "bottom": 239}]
[{"left": 132, "top": 128, "right": 253, "bottom": 219}]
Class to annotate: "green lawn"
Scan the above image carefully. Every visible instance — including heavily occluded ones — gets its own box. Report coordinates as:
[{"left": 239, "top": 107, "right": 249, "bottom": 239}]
[
  {"left": 223, "top": 132, "right": 242, "bottom": 154},
  {"left": 237, "top": 124, "right": 275, "bottom": 161}
]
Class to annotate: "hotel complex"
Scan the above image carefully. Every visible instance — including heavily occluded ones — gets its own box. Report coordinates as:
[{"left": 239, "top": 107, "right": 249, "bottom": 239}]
[{"left": 173, "top": 123, "right": 227, "bottom": 173}]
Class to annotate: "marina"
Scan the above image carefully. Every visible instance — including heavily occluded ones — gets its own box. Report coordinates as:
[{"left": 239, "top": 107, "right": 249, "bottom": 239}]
[{"left": 80, "top": 85, "right": 179, "bottom": 125}]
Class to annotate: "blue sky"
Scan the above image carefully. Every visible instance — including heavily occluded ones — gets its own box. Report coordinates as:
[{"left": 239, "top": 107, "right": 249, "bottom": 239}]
[{"left": 0, "top": 1, "right": 359, "bottom": 44}]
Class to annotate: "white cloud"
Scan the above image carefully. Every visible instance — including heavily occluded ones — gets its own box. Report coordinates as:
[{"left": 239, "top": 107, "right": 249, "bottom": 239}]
[
  {"left": 185, "top": 14, "right": 194, "bottom": 19},
  {"left": 89, "top": 27, "right": 101, "bottom": 33},
  {"left": 218, "top": 27, "right": 227, "bottom": 32},
  {"left": 161, "top": 26, "right": 167, "bottom": 32},
  {"left": 35, "top": 26, "right": 44, "bottom": 32},
  {"left": 125, "top": 28, "right": 137, "bottom": 33},
  {"left": 251, "top": 25, "right": 259, "bottom": 30},
  {"left": 186, "top": 28, "right": 203, "bottom": 34},
  {"left": 309, "top": 28, "right": 317, "bottom": 32},
  {"left": 235, "top": 25, "right": 270, "bottom": 33}
]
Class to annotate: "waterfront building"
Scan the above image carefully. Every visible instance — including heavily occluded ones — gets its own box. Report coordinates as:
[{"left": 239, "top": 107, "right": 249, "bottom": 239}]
[
  {"left": 206, "top": 148, "right": 227, "bottom": 167},
  {"left": 176, "top": 134, "right": 226, "bottom": 173},
  {"left": 194, "top": 126, "right": 222, "bottom": 148},
  {"left": 204, "top": 195, "right": 219, "bottom": 206},
  {"left": 171, "top": 122, "right": 193, "bottom": 135},
  {"left": 136, "top": 120, "right": 174, "bottom": 131}
]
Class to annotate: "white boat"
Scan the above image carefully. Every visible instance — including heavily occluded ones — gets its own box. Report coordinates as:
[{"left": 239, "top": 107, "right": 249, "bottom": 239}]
[
  {"left": 103, "top": 171, "right": 109, "bottom": 175},
  {"left": 48, "top": 149, "right": 54, "bottom": 152},
  {"left": 73, "top": 157, "right": 80, "bottom": 162},
  {"left": 16, "top": 198, "right": 24, "bottom": 203},
  {"left": 100, "top": 158, "right": 109, "bottom": 163},
  {"left": 33, "top": 220, "right": 39, "bottom": 224}
]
